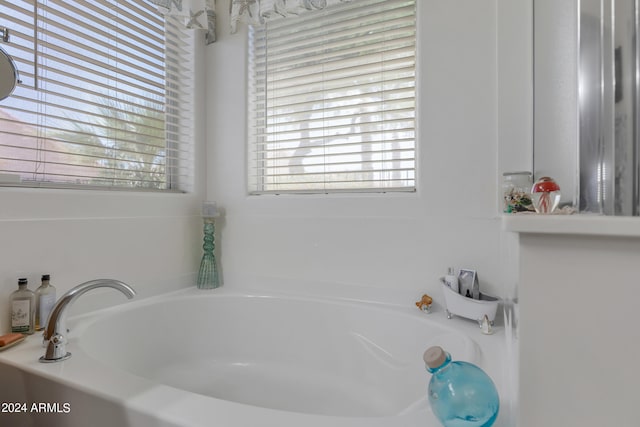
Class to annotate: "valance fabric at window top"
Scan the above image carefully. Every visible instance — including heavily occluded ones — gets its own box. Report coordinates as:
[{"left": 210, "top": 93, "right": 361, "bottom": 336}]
[
  {"left": 229, "top": 0, "right": 357, "bottom": 33},
  {"left": 151, "top": 0, "right": 216, "bottom": 43},
  {"left": 152, "top": 0, "right": 361, "bottom": 43}
]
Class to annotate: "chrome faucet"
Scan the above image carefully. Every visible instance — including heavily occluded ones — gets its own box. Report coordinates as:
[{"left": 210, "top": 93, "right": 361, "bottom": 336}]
[{"left": 39, "top": 279, "right": 135, "bottom": 363}]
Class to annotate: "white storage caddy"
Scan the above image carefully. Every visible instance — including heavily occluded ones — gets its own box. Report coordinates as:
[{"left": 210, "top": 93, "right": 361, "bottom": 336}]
[{"left": 441, "top": 280, "right": 500, "bottom": 326}]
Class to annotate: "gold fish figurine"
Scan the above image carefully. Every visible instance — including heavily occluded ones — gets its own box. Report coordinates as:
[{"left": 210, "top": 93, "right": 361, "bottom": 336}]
[{"left": 415, "top": 294, "right": 433, "bottom": 313}]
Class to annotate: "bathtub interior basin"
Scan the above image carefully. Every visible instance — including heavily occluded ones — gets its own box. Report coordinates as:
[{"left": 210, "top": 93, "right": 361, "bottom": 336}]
[{"left": 75, "top": 292, "right": 477, "bottom": 418}]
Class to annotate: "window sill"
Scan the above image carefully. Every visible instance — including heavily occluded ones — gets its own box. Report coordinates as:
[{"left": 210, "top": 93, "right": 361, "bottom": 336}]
[
  {"left": 0, "top": 186, "right": 200, "bottom": 221},
  {"left": 502, "top": 213, "right": 640, "bottom": 237}
]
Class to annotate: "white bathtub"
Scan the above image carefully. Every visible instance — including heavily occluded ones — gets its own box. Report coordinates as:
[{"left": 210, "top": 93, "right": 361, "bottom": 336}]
[{"left": 0, "top": 282, "right": 509, "bottom": 427}]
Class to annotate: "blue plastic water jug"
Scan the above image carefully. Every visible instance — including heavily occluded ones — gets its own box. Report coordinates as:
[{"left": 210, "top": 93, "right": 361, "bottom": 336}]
[{"left": 424, "top": 346, "right": 499, "bottom": 427}]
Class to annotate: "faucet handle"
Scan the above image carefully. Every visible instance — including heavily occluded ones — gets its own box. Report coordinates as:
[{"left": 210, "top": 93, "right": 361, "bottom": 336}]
[{"left": 40, "top": 334, "right": 71, "bottom": 363}]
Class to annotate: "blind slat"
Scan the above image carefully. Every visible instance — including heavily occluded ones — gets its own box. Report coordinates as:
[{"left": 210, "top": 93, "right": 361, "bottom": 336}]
[
  {"left": 253, "top": 169, "right": 415, "bottom": 180},
  {"left": 37, "top": 38, "right": 165, "bottom": 80},
  {"left": 252, "top": 138, "right": 415, "bottom": 153},
  {"left": 251, "top": 157, "right": 416, "bottom": 171},
  {"left": 258, "top": 90, "right": 416, "bottom": 117},
  {"left": 41, "top": 1, "right": 165, "bottom": 51},
  {"left": 248, "top": 0, "right": 416, "bottom": 194},
  {"left": 251, "top": 119, "right": 415, "bottom": 141},
  {"left": 254, "top": 27, "right": 416, "bottom": 65}
]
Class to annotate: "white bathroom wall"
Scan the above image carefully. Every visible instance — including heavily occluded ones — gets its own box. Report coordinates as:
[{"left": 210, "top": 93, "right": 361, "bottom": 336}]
[
  {"left": 516, "top": 228, "right": 640, "bottom": 427},
  {"left": 0, "top": 38, "right": 208, "bottom": 334},
  {"left": 206, "top": 0, "right": 532, "bottom": 300},
  {"left": 0, "top": 194, "right": 205, "bottom": 336},
  {"left": 0, "top": 204, "right": 202, "bottom": 332}
]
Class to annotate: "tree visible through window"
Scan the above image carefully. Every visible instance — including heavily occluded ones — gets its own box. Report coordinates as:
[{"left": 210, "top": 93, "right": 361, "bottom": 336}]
[
  {"left": 0, "top": 0, "right": 193, "bottom": 190},
  {"left": 247, "top": 0, "right": 416, "bottom": 194}
]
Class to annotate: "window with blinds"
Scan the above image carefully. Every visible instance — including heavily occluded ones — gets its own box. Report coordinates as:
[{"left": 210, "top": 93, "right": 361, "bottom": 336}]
[
  {"left": 0, "top": 0, "right": 194, "bottom": 191},
  {"left": 247, "top": 0, "right": 416, "bottom": 194}
]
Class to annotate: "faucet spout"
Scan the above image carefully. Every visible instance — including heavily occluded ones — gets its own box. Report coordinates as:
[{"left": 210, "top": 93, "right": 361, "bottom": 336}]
[{"left": 40, "top": 279, "right": 135, "bottom": 363}]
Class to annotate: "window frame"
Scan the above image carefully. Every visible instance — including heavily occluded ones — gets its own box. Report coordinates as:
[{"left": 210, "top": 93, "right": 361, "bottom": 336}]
[
  {"left": 0, "top": 0, "right": 195, "bottom": 193},
  {"left": 246, "top": 0, "right": 418, "bottom": 195}
]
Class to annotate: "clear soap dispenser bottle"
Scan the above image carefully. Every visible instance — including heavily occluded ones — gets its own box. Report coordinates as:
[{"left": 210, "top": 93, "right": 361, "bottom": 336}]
[
  {"left": 10, "top": 278, "right": 36, "bottom": 335},
  {"left": 444, "top": 267, "right": 459, "bottom": 293},
  {"left": 35, "top": 274, "right": 56, "bottom": 331}
]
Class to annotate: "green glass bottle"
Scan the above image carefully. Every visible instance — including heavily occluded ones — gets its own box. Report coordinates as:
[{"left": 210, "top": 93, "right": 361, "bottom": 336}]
[{"left": 197, "top": 217, "right": 220, "bottom": 289}]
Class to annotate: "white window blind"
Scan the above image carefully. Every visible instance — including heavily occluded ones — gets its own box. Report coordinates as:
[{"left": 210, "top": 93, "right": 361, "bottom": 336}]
[
  {"left": 248, "top": 0, "right": 416, "bottom": 194},
  {"left": 0, "top": 0, "right": 194, "bottom": 191}
]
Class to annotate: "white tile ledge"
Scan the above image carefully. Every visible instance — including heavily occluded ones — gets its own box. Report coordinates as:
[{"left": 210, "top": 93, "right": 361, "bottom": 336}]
[{"left": 502, "top": 214, "right": 640, "bottom": 237}]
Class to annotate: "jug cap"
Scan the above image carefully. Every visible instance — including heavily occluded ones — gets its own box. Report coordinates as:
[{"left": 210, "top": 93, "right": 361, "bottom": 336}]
[{"left": 423, "top": 346, "right": 447, "bottom": 369}]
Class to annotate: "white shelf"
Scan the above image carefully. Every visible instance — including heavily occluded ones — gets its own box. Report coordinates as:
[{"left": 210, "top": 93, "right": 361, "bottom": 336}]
[{"left": 502, "top": 214, "right": 640, "bottom": 237}]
